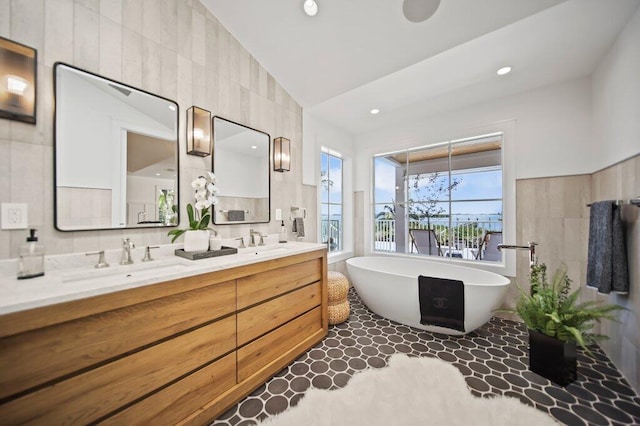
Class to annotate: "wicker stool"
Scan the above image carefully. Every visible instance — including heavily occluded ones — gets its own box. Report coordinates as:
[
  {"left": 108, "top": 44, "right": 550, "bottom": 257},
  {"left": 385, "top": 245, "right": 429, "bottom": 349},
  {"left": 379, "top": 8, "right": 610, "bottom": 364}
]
[{"left": 327, "top": 271, "right": 350, "bottom": 325}]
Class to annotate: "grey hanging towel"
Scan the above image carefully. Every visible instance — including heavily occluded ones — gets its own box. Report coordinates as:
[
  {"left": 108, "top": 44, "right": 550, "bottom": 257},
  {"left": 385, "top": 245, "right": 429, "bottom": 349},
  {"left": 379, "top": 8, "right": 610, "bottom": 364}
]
[
  {"left": 586, "top": 201, "right": 629, "bottom": 294},
  {"left": 292, "top": 217, "right": 305, "bottom": 238},
  {"left": 611, "top": 204, "right": 629, "bottom": 294},
  {"left": 418, "top": 275, "right": 464, "bottom": 332},
  {"left": 227, "top": 210, "right": 245, "bottom": 221}
]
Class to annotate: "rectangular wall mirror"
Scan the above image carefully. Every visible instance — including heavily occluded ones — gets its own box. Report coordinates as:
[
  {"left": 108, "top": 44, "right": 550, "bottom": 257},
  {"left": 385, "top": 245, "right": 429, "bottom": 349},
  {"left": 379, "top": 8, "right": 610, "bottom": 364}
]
[
  {"left": 54, "top": 63, "right": 179, "bottom": 231},
  {"left": 212, "top": 116, "right": 270, "bottom": 224}
]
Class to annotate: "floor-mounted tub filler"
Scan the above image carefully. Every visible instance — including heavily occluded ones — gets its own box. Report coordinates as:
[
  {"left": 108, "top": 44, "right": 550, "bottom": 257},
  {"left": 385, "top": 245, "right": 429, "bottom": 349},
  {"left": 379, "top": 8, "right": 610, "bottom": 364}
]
[{"left": 346, "top": 256, "right": 510, "bottom": 335}]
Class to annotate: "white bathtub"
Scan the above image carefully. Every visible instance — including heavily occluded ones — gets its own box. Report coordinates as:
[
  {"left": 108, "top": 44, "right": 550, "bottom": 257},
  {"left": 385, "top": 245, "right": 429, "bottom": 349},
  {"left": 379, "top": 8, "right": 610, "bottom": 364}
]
[{"left": 346, "top": 256, "right": 511, "bottom": 335}]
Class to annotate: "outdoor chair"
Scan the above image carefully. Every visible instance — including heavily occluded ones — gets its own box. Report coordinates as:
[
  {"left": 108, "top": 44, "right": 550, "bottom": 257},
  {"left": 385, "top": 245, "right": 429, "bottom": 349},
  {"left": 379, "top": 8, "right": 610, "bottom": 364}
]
[
  {"left": 476, "top": 231, "right": 503, "bottom": 261},
  {"left": 410, "top": 229, "right": 443, "bottom": 256}
]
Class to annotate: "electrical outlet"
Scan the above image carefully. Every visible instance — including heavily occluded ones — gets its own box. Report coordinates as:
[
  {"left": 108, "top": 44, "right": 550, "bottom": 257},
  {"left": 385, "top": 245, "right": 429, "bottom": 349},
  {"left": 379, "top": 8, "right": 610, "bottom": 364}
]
[
  {"left": 275, "top": 208, "right": 282, "bottom": 221},
  {"left": 1, "top": 203, "right": 28, "bottom": 230}
]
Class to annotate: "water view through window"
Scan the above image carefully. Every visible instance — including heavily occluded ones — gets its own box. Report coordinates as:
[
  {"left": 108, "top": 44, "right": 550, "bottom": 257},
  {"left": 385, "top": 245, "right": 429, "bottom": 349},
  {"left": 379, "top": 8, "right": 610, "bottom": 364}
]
[
  {"left": 321, "top": 149, "right": 343, "bottom": 252},
  {"left": 374, "top": 134, "right": 503, "bottom": 262}
]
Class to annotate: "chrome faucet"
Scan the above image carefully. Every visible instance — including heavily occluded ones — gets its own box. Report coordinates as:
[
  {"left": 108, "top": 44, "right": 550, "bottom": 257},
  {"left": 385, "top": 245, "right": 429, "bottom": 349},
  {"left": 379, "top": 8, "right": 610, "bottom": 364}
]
[
  {"left": 86, "top": 250, "right": 109, "bottom": 268},
  {"left": 120, "top": 237, "right": 135, "bottom": 265},
  {"left": 497, "top": 241, "right": 538, "bottom": 266},
  {"left": 249, "top": 228, "right": 264, "bottom": 247},
  {"left": 141, "top": 245, "right": 159, "bottom": 262},
  {"left": 235, "top": 236, "right": 246, "bottom": 249}
]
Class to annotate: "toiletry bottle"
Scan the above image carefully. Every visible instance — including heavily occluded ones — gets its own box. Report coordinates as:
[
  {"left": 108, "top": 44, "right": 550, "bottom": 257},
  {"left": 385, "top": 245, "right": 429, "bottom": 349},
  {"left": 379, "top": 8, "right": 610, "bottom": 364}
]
[
  {"left": 279, "top": 220, "right": 288, "bottom": 243},
  {"left": 17, "top": 228, "right": 45, "bottom": 279}
]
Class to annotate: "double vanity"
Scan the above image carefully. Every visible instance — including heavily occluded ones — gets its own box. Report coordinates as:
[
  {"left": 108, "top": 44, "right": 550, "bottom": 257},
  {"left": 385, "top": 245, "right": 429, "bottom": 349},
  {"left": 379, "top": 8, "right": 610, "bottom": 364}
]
[
  {"left": 0, "top": 242, "right": 328, "bottom": 424},
  {"left": 0, "top": 49, "right": 322, "bottom": 424}
]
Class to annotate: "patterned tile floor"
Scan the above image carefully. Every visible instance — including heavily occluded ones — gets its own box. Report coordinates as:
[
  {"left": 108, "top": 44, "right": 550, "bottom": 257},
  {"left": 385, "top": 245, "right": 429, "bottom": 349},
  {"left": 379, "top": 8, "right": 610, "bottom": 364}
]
[{"left": 212, "top": 289, "right": 640, "bottom": 426}]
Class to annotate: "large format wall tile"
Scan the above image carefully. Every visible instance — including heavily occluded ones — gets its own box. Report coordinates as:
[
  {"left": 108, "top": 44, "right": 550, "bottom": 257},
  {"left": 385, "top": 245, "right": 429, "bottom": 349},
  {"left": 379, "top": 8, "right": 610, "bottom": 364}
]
[
  {"left": 591, "top": 155, "right": 640, "bottom": 392},
  {"left": 0, "top": 0, "right": 309, "bottom": 258},
  {"left": 515, "top": 154, "right": 639, "bottom": 393}
]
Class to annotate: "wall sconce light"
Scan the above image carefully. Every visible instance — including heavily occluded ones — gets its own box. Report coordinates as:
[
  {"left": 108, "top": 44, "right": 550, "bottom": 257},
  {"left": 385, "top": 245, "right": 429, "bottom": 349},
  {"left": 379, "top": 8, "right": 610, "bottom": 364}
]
[
  {"left": 0, "top": 36, "right": 37, "bottom": 124},
  {"left": 186, "top": 106, "right": 211, "bottom": 157},
  {"left": 273, "top": 137, "right": 291, "bottom": 172}
]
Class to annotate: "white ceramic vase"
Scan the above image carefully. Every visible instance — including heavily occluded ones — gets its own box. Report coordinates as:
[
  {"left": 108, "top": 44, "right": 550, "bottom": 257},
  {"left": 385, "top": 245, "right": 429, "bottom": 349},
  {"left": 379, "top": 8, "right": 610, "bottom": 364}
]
[{"left": 184, "top": 230, "right": 209, "bottom": 252}]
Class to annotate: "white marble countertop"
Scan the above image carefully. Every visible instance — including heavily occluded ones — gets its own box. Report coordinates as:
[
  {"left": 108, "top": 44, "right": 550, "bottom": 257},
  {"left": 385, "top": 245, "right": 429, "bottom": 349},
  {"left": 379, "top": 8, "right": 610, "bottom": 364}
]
[{"left": 0, "top": 241, "right": 326, "bottom": 316}]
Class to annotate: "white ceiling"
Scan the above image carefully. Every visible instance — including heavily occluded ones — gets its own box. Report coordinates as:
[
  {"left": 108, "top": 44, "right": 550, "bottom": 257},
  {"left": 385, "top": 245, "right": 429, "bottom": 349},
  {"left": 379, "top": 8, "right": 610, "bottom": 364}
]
[{"left": 202, "top": 0, "right": 639, "bottom": 136}]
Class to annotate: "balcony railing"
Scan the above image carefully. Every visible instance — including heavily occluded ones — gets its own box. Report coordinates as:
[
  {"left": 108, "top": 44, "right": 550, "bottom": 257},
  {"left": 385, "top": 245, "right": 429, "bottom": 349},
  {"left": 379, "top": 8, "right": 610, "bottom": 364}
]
[
  {"left": 374, "top": 218, "right": 502, "bottom": 256},
  {"left": 321, "top": 219, "right": 341, "bottom": 252}
]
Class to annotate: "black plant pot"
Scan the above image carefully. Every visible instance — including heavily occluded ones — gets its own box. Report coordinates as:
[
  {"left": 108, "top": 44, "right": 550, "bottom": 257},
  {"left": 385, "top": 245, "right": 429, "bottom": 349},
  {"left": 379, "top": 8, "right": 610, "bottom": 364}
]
[{"left": 528, "top": 329, "right": 577, "bottom": 386}]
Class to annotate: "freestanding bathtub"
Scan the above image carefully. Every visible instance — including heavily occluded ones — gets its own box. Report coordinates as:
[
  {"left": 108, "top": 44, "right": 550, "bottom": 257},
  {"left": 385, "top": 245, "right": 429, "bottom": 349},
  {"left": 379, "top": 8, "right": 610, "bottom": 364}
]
[{"left": 346, "top": 256, "right": 511, "bottom": 335}]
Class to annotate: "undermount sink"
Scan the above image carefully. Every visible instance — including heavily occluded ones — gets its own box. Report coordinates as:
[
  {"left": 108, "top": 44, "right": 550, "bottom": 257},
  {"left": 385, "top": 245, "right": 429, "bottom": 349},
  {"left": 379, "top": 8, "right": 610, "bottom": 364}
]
[
  {"left": 61, "top": 260, "right": 189, "bottom": 285},
  {"left": 238, "top": 244, "right": 290, "bottom": 256}
]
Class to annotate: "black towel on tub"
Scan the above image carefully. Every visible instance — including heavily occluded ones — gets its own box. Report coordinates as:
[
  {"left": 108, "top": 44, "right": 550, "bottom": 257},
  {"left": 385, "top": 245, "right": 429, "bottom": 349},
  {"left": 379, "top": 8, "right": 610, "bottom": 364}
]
[{"left": 418, "top": 275, "right": 465, "bottom": 332}]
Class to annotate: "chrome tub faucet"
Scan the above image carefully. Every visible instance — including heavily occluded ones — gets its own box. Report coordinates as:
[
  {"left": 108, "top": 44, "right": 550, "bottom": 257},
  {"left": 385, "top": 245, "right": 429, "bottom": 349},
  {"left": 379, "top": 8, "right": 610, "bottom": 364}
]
[{"left": 497, "top": 241, "right": 538, "bottom": 266}]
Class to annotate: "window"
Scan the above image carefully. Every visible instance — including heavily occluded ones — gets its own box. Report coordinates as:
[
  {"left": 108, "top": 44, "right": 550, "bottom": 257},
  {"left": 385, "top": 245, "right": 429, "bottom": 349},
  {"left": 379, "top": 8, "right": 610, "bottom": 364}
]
[
  {"left": 158, "top": 189, "right": 176, "bottom": 225},
  {"left": 373, "top": 134, "right": 503, "bottom": 262},
  {"left": 320, "top": 148, "right": 343, "bottom": 252}
]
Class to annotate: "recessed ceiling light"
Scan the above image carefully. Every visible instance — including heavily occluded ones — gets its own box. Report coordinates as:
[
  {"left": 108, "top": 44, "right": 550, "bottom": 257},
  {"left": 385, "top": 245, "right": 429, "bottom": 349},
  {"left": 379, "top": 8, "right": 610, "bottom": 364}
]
[
  {"left": 370, "top": 108, "right": 380, "bottom": 115},
  {"left": 155, "top": 173, "right": 161, "bottom": 176},
  {"left": 251, "top": 145, "right": 257, "bottom": 149},
  {"left": 497, "top": 66, "right": 512, "bottom": 76},
  {"left": 304, "top": 0, "right": 318, "bottom": 16}
]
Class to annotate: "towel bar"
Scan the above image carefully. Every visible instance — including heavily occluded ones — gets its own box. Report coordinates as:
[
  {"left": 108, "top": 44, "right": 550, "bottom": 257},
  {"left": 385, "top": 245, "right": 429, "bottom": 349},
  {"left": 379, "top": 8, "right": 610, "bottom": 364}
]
[
  {"left": 586, "top": 197, "right": 640, "bottom": 207},
  {"left": 290, "top": 206, "right": 307, "bottom": 219}
]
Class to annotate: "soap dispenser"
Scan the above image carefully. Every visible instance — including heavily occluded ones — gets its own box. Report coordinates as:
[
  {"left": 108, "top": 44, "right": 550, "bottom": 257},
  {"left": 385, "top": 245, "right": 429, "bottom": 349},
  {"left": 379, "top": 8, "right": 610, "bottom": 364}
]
[
  {"left": 279, "top": 220, "right": 288, "bottom": 243},
  {"left": 18, "top": 228, "right": 45, "bottom": 279}
]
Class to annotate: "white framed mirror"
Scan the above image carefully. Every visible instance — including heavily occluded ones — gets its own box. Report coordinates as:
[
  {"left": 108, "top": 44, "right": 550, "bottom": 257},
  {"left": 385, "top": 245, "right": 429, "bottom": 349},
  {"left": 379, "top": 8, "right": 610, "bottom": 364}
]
[
  {"left": 212, "top": 116, "right": 270, "bottom": 224},
  {"left": 54, "top": 63, "right": 179, "bottom": 231}
]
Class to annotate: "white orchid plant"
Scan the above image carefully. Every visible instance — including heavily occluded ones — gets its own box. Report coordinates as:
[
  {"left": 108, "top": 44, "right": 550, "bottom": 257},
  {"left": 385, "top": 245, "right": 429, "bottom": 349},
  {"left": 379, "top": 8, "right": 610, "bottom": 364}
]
[{"left": 168, "top": 172, "right": 219, "bottom": 243}]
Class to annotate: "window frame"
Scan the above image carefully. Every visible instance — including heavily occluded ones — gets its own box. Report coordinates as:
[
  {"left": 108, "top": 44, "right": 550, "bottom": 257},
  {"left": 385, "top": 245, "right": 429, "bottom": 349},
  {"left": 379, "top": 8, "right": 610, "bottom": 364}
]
[
  {"left": 320, "top": 147, "right": 344, "bottom": 253},
  {"left": 371, "top": 132, "right": 512, "bottom": 270}
]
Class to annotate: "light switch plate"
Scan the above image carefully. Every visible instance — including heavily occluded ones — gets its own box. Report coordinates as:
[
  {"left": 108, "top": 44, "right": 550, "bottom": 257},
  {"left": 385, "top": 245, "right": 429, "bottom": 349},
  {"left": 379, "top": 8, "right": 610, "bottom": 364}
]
[
  {"left": 1, "top": 203, "right": 28, "bottom": 229},
  {"left": 275, "top": 208, "right": 282, "bottom": 221}
]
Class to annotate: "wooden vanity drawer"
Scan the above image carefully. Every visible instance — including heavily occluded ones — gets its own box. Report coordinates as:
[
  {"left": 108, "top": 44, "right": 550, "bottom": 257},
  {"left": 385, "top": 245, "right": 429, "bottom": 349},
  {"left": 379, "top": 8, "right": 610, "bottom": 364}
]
[
  {"left": 237, "top": 282, "right": 321, "bottom": 346},
  {"left": 101, "top": 352, "right": 236, "bottom": 425},
  {"left": 237, "top": 258, "right": 322, "bottom": 309},
  {"left": 0, "top": 316, "right": 236, "bottom": 425},
  {"left": 238, "top": 306, "right": 322, "bottom": 382},
  {"left": 0, "top": 280, "right": 235, "bottom": 400}
]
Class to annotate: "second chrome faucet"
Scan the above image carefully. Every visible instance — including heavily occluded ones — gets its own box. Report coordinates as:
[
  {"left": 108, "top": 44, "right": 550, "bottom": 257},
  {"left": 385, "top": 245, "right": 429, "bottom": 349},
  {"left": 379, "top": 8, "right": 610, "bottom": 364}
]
[
  {"left": 249, "top": 229, "right": 265, "bottom": 247},
  {"left": 120, "top": 237, "right": 135, "bottom": 265}
]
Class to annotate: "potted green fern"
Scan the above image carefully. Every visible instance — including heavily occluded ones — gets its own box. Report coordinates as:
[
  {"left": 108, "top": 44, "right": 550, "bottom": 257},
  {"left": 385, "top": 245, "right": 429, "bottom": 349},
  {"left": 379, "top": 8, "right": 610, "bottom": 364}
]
[{"left": 506, "top": 263, "right": 622, "bottom": 386}]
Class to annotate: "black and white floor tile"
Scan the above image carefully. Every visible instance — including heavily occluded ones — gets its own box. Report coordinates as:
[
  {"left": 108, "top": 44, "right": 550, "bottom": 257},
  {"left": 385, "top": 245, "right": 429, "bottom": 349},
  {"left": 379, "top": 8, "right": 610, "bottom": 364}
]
[{"left": 211, "top": 289, "right": 640, "bottom": 426}]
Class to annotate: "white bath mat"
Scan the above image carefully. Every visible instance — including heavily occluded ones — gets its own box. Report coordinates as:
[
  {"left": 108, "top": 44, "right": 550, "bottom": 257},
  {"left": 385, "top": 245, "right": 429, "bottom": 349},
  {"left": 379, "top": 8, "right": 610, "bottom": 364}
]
[{"left": 258, "top": 354, "right": 557, "bottom": 426}]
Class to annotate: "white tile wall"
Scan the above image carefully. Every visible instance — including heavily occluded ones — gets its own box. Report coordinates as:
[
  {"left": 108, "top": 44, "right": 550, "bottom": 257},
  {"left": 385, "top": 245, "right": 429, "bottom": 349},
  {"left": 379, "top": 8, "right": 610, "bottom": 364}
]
[{"left": 0, "top": 0, "right": 312, "bottom": 259}]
